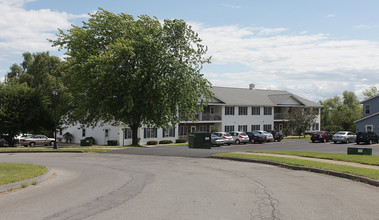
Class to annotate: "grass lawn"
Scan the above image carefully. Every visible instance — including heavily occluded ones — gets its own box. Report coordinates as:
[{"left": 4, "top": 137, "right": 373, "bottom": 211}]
[
  {"left": 0, "top": 163, "right": 47, "bottom": 185},
  {"left": 283, "top": 136, "right": 311, "bottom": 141},
  {"left": 246, "top": 151, "right": 379, "bottom": 166},
  {"left": 213, "top": 151, "right": 379, "bottom": 181}
]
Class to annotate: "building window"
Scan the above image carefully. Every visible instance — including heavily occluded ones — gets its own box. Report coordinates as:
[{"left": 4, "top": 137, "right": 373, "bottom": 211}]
[
  {"left": 179, "top": 126, "right": 188, "bottom": 136},
  {"left": 252, "top": 107, "right": 260, "bottom": 115},
  {"left": 199, "top": 125, "right": 207, "bottom": 132},
  {"left": 59, "top": 129, "right": 63, "bottom": 135},
  {"left": 312, "top": 123, "right": 319, "bottom": 131},
  {"left": 251, "top": 125, "right": 260, "bottom": 131},
  {"left": 263, "top": 124, "right": 272, "bottom": 131},
  {"left": 366, "top": 125, "right": 373, "bottom": 132},
  {"left": 210, "top": 107, "right": 215, "bottom": 114},
  {"left": 238, "top": 125, "right": 247, "bottom": 132},
  {"left": 163, "top": 128, "right": 175, "bottom": 137},
  {"left": 225, "top": 106, "right": 235, "bottom": 115},
  {"left": 144, "top": 128, "right": 157, "bottom": 138},
  {"left": 124, "top": 128, "right": 132, "bottom": 139},
  {"left": 264, "top": 107, "right": 272, "bottom": 115},
  {"left": 238, "top": 107, "right": 248, "bottom": 115},
  {"left": 225, "top": 125, "right": 235, "bottom": 132},
  {"left": 365, "top": 105, "right": 370, "bottom": 114},
  {"left": 82, "top": 129, "right": 86, "bottom": 137}
]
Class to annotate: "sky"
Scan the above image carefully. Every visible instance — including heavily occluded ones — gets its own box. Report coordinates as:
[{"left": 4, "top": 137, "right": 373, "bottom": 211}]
[{"left": 1, "top": 0, "right": 379, "bottom": 102}]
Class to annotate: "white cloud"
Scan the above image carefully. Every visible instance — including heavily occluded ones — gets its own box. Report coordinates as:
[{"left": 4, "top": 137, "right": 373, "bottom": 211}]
[
  {"left": 221, "top": 3, "right": 241, "bottom": 9},
  {"left": 193, "top": 23, "right": 379, "bottom": 101},
  {"left": 326, "top": 14, "right": 336, "bottom": 18},
  {"left": 354, "top": 24, "right": 379, "bottom": 29},
  {"left": 0, "top": 0, "right": 87, "bottom": 58}
]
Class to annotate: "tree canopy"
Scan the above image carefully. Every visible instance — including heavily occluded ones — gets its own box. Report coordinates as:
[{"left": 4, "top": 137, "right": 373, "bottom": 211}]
[
  {"left": 319, "top": 91, "right": 362, "bottom": 132},
  {"left": 363, "top": 86, "right": 378, "bottom": 99},
  {"left": 286, "top": 107, "right": 318, "bottom": 136},
  {"left": 5, "top": 52, "right": 69, "bottom": 136},
  {"left": 0, "top": 84, "right": 51, "bottom": 146},
  {"left": 52, "top": 9, "right": 213, "bottom": 145}
]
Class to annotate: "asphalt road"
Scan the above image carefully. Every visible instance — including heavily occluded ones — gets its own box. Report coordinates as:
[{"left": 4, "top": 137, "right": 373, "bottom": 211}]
[
  {"left": 107, "top": 139, "right": 379, "bottom": 158},
  {"left": 1, "top": 150, "right": 379, "bottom": 219}
]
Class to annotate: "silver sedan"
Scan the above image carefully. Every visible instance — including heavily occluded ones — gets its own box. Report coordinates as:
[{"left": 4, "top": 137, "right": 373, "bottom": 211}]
[{"left": 332, "top": 131, "right": 356, "bottom": 144}]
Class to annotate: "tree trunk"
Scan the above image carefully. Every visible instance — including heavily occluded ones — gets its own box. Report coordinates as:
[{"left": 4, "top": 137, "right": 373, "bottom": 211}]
[{"left": 131, "top": 123, "right": 140, "bottom": 146}]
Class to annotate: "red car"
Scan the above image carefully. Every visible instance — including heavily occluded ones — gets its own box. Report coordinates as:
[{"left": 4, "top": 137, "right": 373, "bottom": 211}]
[{"left": 311, "top": 131, "right": 333, "bottom": 143}]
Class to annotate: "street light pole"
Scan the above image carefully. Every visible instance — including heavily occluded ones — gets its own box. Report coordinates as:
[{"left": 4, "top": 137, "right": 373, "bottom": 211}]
[{"left": 52, "top": 88, "right": 58, "bottom": 150}]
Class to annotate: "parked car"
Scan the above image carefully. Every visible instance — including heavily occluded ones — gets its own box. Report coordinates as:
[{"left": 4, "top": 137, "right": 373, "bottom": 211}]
[
  {"left": 211, "top": 133, "right": 224, "bottom": 147},
  {"left": 213, "top": 132, "right": 234, "bottom": 145},
  {"left": 332, "top": 131, "right": 356, "bottom": 144},
  {"left": 229, "top": 131, "right": 249, "bottom": 144},
  {"left": 246, "top": 131, "right": 265, "bottom": 143},
  {"left": 255, "top": 131, "right": 274, "bottom": 142},
  {"left": 19, "top": 135, "right": 55, "bottom": 147},
  {"left": 356, "top": 132, "right": 379, "bottom": 145},
  {"left": 311, "top": 131, "right": 333, "bottom": 143},
  {"left": 267, "top": 130, "right": 283, "bottom": 142},
  {"left": 0, "top": 138, "right": 6, "bottom": 147}
]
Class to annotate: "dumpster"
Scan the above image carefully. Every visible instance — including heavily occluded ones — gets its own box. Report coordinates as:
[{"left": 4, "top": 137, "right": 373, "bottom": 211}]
[
  {"left": 188, "top": 133, "right": 212, "bottom": 149},
  {"left": 80, "top": 139, "right": 93, "bottom": 146},
  {"left": 347, "top": 147, "right": 372, "bottom": 155}
]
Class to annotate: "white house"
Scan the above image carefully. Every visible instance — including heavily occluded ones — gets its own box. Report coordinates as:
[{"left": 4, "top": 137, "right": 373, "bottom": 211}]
[{"left": 58, "top": 85, "right": 321, "bottom": 145}]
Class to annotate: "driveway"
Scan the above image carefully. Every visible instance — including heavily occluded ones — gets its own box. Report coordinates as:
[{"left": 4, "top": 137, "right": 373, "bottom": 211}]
[{"left": 1, "top": 152, "right": 379, "bottom": 219}]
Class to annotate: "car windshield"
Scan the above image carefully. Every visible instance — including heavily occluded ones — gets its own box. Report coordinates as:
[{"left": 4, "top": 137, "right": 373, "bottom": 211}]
[
  {"left": 211, "top": 134, "right": 218, "bottom": 137},
  {"left": 225, "top": 133, "right": 232, "bottom": 137},
  {"left": 241, "top": 132, "right": 247, "bottom": 136},
  {"left": 335, "top": 132, "right": 347, "bottom": 135},
  {"left": 314, "top": 132, "right": 323, "bottom": 134}
]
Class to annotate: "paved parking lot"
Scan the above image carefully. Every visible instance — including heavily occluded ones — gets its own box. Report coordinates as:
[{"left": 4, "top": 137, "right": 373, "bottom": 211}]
[{"left": 108, "top": 140, "right": 379, "bottom": 158}]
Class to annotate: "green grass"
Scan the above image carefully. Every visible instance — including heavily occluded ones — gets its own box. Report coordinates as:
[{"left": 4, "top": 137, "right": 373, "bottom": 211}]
[
  {"left": 283, "top": 136, "right": 311, "bottom": 141},
  {"left": 213, "top": 152, "right": 379, "bottom": 181},
  {"left": 0, "top": 163, "right": 47, "bottom": 185},
  {"left": 246, "top": 151, "right": 379, "bottom": 166}
]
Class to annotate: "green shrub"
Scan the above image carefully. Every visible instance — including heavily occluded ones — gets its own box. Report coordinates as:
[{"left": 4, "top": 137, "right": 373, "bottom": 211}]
[
  {"left": 147, "top": 141, "right": 158, "bottom": 145},
  {"left": 159, "top": 140, "right": 173, "bottom": 144},
  {"left": 176, "top": 139, "right": 187, "bottom": 143},
  {"left": 107, "top": 140, "right": 118, "bottom": 146},
  {"left": 63, "top": 132, "right": 73, "bottom": 143}
]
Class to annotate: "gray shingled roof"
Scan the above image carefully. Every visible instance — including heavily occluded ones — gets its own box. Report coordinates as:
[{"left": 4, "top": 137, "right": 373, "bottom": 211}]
[{"left": 210, "top": 86, "right": 322, "bottom": 107}]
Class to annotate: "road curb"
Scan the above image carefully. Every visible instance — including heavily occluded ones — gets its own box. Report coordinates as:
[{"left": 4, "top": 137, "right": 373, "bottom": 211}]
[
  {"left": 0, "top": 151, "right": 83, "bottom": 154},
  {"left": 211, "top": 155, "right": 379, "bottom": 187},
  {"left": 0, "top": 168, "right": 54, "bottom": 193}
]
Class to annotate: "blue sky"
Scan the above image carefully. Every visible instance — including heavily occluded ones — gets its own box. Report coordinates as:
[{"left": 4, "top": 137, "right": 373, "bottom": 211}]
[{"left": 1, "top": 0, "right": 379, "bottom": 102}]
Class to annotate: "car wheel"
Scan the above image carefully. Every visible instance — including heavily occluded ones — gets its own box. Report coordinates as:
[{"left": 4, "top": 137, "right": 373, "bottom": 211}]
[
  {"left": 235, "top": 139, "right": 240, "bottom": 144},
  {"left": 311, "top": 140, "right": 315, "bottom": 143},
  {"left": 30, "top": 142, "right": 35, "bottom": 147},
  {"left": 334, "top": 141, "right": 337, "bottom": 144},
  {"left": 278, "top": 139, "right": 281, "bottom": 142},
  {"left": 50, "top": 141, "right": 55, "bottom": 146},
  {"left": 228, "top": 143, "right": 231, "bottom": 145}
]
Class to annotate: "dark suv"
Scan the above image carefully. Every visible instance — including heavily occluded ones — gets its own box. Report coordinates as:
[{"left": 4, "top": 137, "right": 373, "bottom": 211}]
[
  {"left": 356, "top": 132, "right": 379, "bottom": 145},
  {"left": 267, "top": 130, "right": 283, "bottom": 142}
]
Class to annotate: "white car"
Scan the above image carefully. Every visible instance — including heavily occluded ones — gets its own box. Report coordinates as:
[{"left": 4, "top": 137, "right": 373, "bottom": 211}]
[
  {"left": 256, "top": 131, "right": 274, "bottom": 142},
  {"left": 332, "top": 131, "right": 356, "bottom": 144},
  {"left": 229, "top": 131, "right": 249, "bottom": 144}
]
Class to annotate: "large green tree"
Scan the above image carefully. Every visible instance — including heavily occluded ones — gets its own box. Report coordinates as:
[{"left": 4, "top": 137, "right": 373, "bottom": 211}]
[
  {"left": 319, "top": 91, "right": 362, "bottom": 132},
  {"left": 52, "top": 9, "right": 212, "bottom": 145},
  {"left": 0, "top": 83, "right": 51, "bottom": 146},
  {"left": 5, "top": 52, "right": 69, "bottom": 135},
  {"left": 286, "top": 107, "right": 318, "bottom": 136}
]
